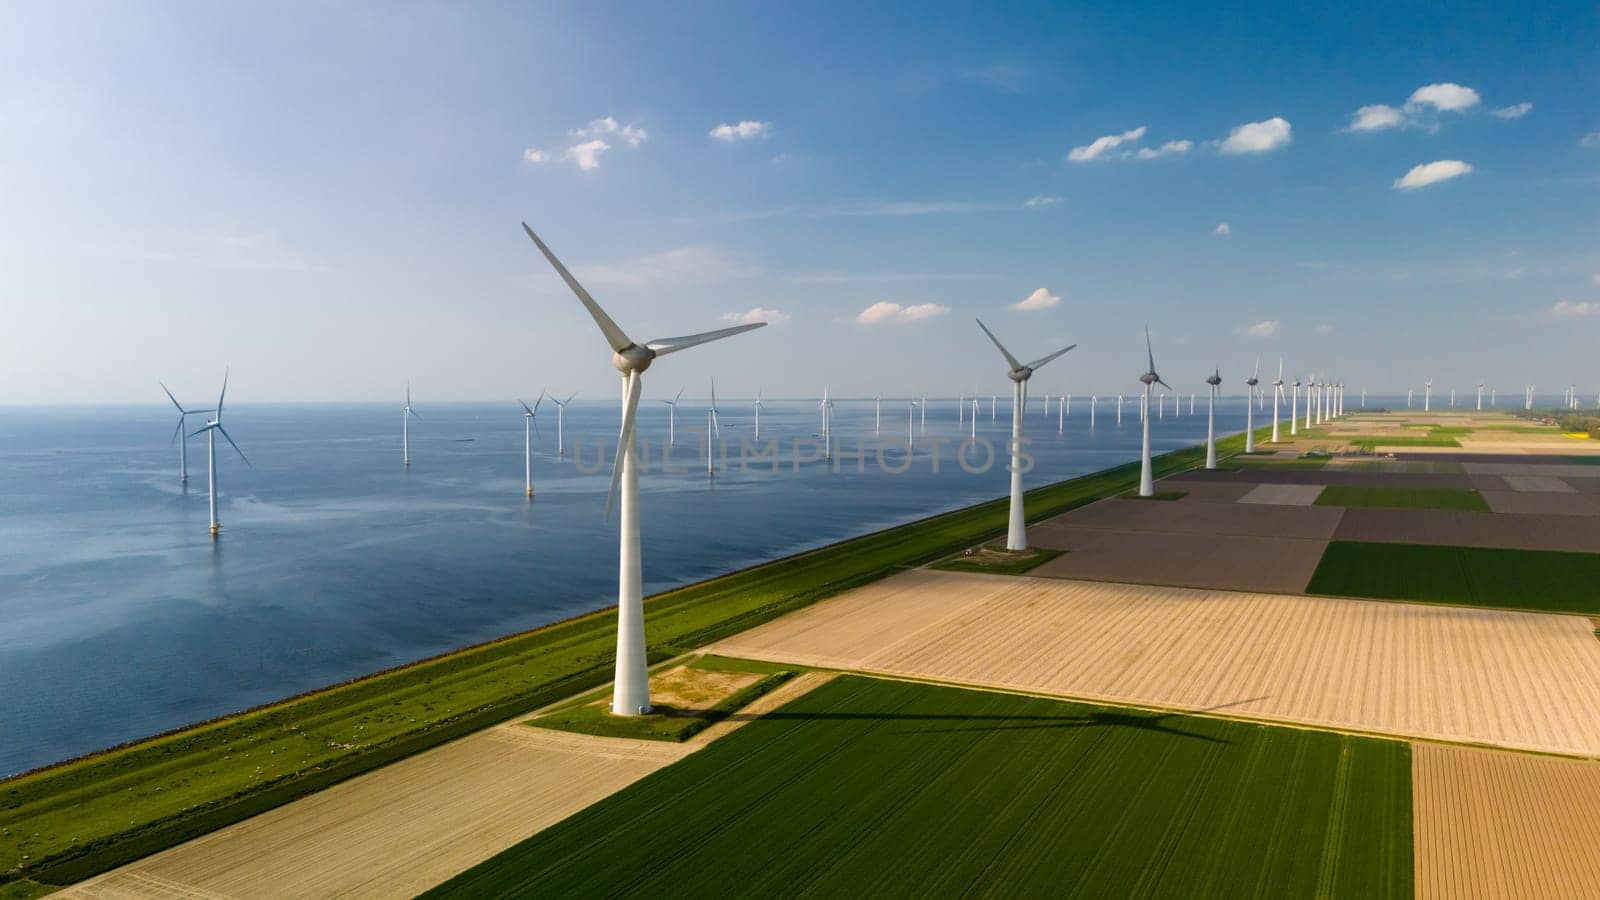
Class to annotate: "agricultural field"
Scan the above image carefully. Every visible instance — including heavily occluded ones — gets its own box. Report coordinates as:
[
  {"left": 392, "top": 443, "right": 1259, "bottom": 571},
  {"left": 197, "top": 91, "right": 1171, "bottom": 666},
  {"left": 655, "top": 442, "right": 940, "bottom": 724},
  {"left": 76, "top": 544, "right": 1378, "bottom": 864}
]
[
  {"left": 425, "top": 676, "right": 1412, "bottom": 899},
  {"left": 1314, "top": 486, "right": 1490, "bottom": 512},
  {"left": 1308, "top": 541, "right": 1600, "bottom": 614}
]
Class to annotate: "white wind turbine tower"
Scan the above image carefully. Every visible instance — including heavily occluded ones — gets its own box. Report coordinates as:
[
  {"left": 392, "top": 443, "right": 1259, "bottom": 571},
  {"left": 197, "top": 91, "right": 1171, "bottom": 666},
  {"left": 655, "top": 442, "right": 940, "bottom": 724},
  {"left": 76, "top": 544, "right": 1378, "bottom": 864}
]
[
  {"left": 519, "top": 392, "right": 545, "bottom": 497},
  {"left": 708, "top": 378, "right": 724, "bottom": 474},
  {"left": 1189, "top": 393, "right": 1195, "bottom": 415},
  {"left": 753, "top": 388, "right": 766, "bottom": 441},
  {"left": 658, "top": 387, "right": 684, "bottom": 447},
  {"left": 1407, "top": 388, "right": 1413, "bottom": 409},
  {"left": 402, "top": 383, "right": 420, "bottom": 466},
  {"left": 1271, "top": 359, "right": 1284, "bottom": 443},
  {"left": 991, "top": 394, "right": 997, "bottom": 423},
  {"left": 1117, "top": 394, "right": 1124, "bottom": 425},
  {"left": 1307, "top": 375, "right": 1317, "bottom": 429},
  {"left": 1205, "top": 367, "right": 1223, "bottom": 469},
  {"left": 875, "top": 394, "right": 882, "bottom": 434},
  {"left": 970, "top": 398, "right": 978, "bottom": 439},
  {"left": 1090, "top": 394, "right": 1096, "bottom": 428},
  {"left": 1450, "top": 387, "right": 1456, "bottom": 408},
  {"left": 1424, "top": 379, "right": 1432, "bottom": 412},
  {"left": 1244, "top": 357, "right": 1260, "bottom": 452},
  {"left": 522, "top": 222, "right": 764, "bottom": 716},
  {"left": 819, "top": 385, "right": 833, "bottom": 459},
  {"left": 976, "top": 319, "right": 1076, "bottom": 550},
  {"left": 1476, "top": 381, "right": 1484, "bottom": 411},
  {"left": 159, "top": 382, "right": 213, "bottom": 484},
  {"left": 1137, "top": 328, "right": 1171, "bottom": 497},
  {"left": 1290, "top": 375, "right": 1301, "bottom": 437},
  {"left": 550, "top": 392, "right": 577, "bottom": 457},
  {"left": 921, "top": 393, "right": 928, "bottom": 432},
  {"left": 908, "top": 399, "right": 918, "bottom": 446},
  {"left": 188, "top": 370, "right": 249, "bottom": 537}
]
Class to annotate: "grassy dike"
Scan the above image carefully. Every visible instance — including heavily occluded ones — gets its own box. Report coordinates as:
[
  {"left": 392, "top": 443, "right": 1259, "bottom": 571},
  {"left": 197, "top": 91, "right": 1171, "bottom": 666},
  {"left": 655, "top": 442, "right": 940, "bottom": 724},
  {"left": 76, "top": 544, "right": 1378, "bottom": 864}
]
[{"left": 1, "top": 428, "right": 1257, "bottom": 889}]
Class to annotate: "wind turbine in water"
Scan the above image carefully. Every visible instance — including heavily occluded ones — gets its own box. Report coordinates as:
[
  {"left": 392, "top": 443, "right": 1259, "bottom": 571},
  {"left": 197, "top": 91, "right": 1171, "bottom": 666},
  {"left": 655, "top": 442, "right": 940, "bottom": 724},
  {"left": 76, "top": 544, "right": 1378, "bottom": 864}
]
[
  {"left": 707, "top": 378, "right": 724, "bottom": 474},
  {"left": 159, "top": 382, "right": 213, "bottom": 484},
  {"left": 753, "top": 388, "right": 766, "bottom": 441},
  {"left": 1137, "top": 328, "right": 1171, "bottom": 497},
  {"left": 519, "top": 393, "right": 545, "bottom": 497},
  {"left": 1205, "top": 367, "right": 1223, "bottom": 469},
  {"left": 188, "top": 370, "right": 249, "bottom": 537},
  {"left": 550, "top": 393, "right": 578, "bottom": 457},
  {"left": 1244, "top": 357, "right": 1260, "bottom": 452},
  {"left": 402, "top": 383, "right": 419, "bottom": 466},
  {"left": 658, "top": 387, "right": 684, "bottom": 447},
  {"left": 1270, "top": 359, "right": 1284, "bottom": 443},
  {"left": 522, "top": 222, "right": 765, "bottom": 716},
  {"left": 819, "top": 386, "right": 832, "bottom": 459},
  {"left": 975, "top": 319, "right": 1076, "bottom": 550}
]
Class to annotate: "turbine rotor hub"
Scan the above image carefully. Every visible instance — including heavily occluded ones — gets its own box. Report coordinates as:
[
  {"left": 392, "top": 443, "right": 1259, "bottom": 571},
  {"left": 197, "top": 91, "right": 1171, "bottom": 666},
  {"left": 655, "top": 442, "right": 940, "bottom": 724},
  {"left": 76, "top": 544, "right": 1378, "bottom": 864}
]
[
  {"left": 1140, "top": 372, "right": 1158, "bottom": 386},
  {"left": 612, "top": 344, "right": 656, "bottom": 375},
  {"left": 1008, "top": 367, "right": 1033, "bottom": 383}
]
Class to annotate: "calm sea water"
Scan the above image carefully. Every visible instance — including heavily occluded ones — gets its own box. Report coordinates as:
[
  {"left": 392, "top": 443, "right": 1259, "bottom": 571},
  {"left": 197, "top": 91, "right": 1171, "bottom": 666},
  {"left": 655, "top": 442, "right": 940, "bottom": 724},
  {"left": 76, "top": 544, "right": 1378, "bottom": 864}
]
[{"left": 0, "top": 392, "right": 1342, "bottom": 776}]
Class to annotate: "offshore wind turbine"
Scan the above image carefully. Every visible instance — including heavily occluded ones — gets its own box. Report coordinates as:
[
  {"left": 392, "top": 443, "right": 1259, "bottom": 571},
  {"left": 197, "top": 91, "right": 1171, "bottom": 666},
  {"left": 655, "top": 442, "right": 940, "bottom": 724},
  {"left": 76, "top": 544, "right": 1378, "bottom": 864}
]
[
  {"left": 1244, "top": 357, "right": 1260, "bottom": 452},
  {"left": 875, "top": 394, "right": 882, "bottom": 434},
  {"left": 976, "top": 319, "right": 1076, "bottom": 550},
  {"left": 1205, "top": 367, "right": 1223, "bottom": 469},
  {"left": 159, "top": 382, "right": 213, "bottom": 483},
  {"left": 402, "top": 382, "right": 420, "bottom": 466},
  {"left": 1090, "top": 394, "right": 1096, "bottom": 428},
  {"left": 519, "top": 393, "right": 545, "bottom": 497},
  {"left": 753, "top": 388, "right": 766, "bottom": 440},
  {"left": 819, "top": 386, "right": 833, "bottom": 459},
  {"left": 658, "top": 387, "right": 685, "bottom": 447},
  {"left": 1137, "top": 328, "right": 1171, "bottom": 497},
  {"left": 550, "top": 392, "right": 577, "bottom": 457},
  {"left": 188, "top": 370, "right": 249, "bottom": 537},
  {"left": 522, "top": 222, "right": 764, "bottom": 716},
  {"left": 708, "top": 378, "right": 723, "bottom": 474},
  {"left": 1270, "top": 359, "right": 1284, "bottom": 443},
  {"left": 1117, "top": 394, "right": 1124, "bottom": 425}
]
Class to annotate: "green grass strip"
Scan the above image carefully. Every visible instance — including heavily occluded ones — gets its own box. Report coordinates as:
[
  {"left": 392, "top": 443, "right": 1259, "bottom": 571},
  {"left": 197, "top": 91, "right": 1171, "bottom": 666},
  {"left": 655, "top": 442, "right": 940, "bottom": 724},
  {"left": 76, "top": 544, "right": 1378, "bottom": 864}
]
[
  {"left": 0, "top": 427, "right": 1265, "bottom": 887},
  {"left": 425, "top": 676, "right": 1412, "bottom": 899},
  {"left": 933, "top": 547, "right": 1064, "bottom": 575},
  {"left": 1313, "top": 486, "right": 1489, "bottom": 512},
  {"left": 527, "top": 670, "right": 794, "bottom": 743},
  {"left": 1307, "top": 541, "right": 1600, "bottom": 614}
]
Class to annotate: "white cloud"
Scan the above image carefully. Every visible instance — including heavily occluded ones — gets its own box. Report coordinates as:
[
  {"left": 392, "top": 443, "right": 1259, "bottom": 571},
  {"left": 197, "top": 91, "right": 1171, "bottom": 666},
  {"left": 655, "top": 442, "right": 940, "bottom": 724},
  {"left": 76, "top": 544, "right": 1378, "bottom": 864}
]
[
  {"left": 1213, "top": 222, "right": 1231, "bottom": 236},
  {"left": 1581, "top": 131, "right": 1600, "bottom": 148},
  {"left": 1506, "top": 267, "right": 1524, "bottom": 280},
  {"left": 1023, "top": 194, "right": 1063, "bottom": 208},
  {"left": 1068, "top": 126, "right": 1147, "bottom": 162},
  {"left": 522, "top": 148, "right": 549, "bottom": 163},
  {"left": 1547, "top": 300, "right": 1600, "bottom": 319},
  {"left": 1393, "top": 159, "right": 1473, "bottom": 190},
  {"left": 1406, "top": 83, "right": 1481, "bottom": 112},
  {"left": 721, "top": 306, "right": 789, "bottom": 325},
  {"left": 1491, "top": 102, "right": 1533, "bottom": 120},
  {"left": 1240, "top": 320, "right": 1279, "bottom": 337},
  {"left": 1315, "top": 323, "right": 1334, "bottom": 335},
  {"left": 1013, "top": 288, "right": 1061, "bottom": 311},
  {"left": 575, "top": 246, "right": 751, "bottom": 286},
  {"left": 1135, "top": 139, "right": 1192, "bottom": 159},
  {"left": 571, "top": 116, "right": 648, "bottom": 147},
  {"left": 709, "top": 120, "right": 771, "bottom": 141},
  {"left": 1218, "top": 117, "right": 1291, "bottom": 154},
  {"left": 1347, "top": 104, "right": 1405, "bottom": 132},
  {"left": 855, "top": 301, "right": 951, "bottom": 324},
  {"left": 562, "top": 139, "right": 610, "bottom": 171}
]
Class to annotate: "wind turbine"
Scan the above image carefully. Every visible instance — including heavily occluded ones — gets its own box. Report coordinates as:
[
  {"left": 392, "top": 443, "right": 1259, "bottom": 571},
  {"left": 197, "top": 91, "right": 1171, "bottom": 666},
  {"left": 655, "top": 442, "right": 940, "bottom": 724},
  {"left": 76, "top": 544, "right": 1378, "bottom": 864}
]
[
  {"left": 969, "top": 398, "right": 978, "bottom": 439},
  {"left": 753, "top": 388, "right": 766, "bottom": 441},
  {"left": 550, "top": 393, "right": 577, "bottom": 457},
  {"left": 1090, "top": 394, "right": 1096, "bottom": 428},
  {"left": 708, "top": 378, "right": 723, "bottom": 474},
  {"left": 519, "top": 392, "right": 545, "bottom": 497},
  {"left": 1205, "top": 367, "right": 1223, "bottom": 469},
  {"left": 402, "top": 383, "right": 419, "bottom": 466},
  {"left": 1244, "top": 357, "right": 1260, "bottom": 452},
  {"left": 188, "top": 370, "right": 249, "bottom": 537},
  {"left": 159, "top": 382, "right": 213, "bottom": 483},
  {"left": 1270, "top": 359, "right": 1284, "bottom": 443},
  {"left": 976, "top": 319, "right": 1076, "bottom": 550},
  {"left": 522, "top": 222, "right": 764, "bottom": 716},
  {"left": 908, "top": 399, "right": 918, "bottom": 446},
  {"left": 819, "top": 385, "right": 832, "bottom": 459},
  {"left": 1307, "top": 376, "right": 1316, "bottom": 430},
  {"left": 658, "top": 387, "right": 684, "bottom": 447},
  {"left": 875, "top": 394, "right": 882, "bottom": 434},
  {"left": 1424, "top": 379, "right": 1432, "bottom": 412},
  {"left": 1290, "top": 376, "right": 1301, "bottom": 437},
  {"left": 1117, "top": 394, "right": 1124, "bottom": 425},
  {"left": 1137, "top": 329, "right": 1171, "bottom": 497}
]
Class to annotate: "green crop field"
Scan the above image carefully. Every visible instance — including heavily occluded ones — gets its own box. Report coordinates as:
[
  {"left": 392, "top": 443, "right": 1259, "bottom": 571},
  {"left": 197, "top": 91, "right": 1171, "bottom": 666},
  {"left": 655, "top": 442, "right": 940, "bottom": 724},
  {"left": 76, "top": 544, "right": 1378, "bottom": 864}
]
[
  {"left": 933, "top": 546, "right": 1063, "bottom": 575},
  {"left": 1314, "top": 486, "right": 1490, "bottom": 512},
  {"left": 0, "top": 429, "right": 1268, "bottom": 889},
  {"left": 1308, "top": 542, "right": 1600, "bottom": 614},
  {"left": 427, "top": 676, "right": 1412, "bottom": 899}
]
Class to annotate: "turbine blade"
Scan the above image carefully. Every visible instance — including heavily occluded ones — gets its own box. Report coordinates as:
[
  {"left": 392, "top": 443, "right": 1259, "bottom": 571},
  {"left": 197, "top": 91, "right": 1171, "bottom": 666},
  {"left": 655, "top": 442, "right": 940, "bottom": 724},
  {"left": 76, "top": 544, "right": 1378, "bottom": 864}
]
[
  {"left": 535, "top": 389, "right": 546, "bottom": 413},
  {"left": 1157, "top": 378, "right": 1172, "bottom": 391},
  {"left": 645, "top": 322, "right": 766, "bottom": 357},
  {"left": 160, "top": 382, "right": 185, "bottom": 414},
  {"left": 522, "top": 223, "right": 633, "bottom": 353},
  {"left": 1145, "top": 326, "right": 1156, "bottom": 375},
  {"left": 216, "top": 425, "right": 251, "bottom": 467},
  {"left": 519, "top": 399, "right": 535, "bottom": 415},
  {"left": 216, "top": 368, "right": 229, "bottom": 421},
  {"left": 675, "top": 386, "right": 684, "bottom": 404},
  {"left": 1253, "top": 355, "right": 1260, "bottom": 380},
  {"left": 565, "top": 392, "right": 577, "bottom": 405},
  {"left": 409, "top": 408, "right": 421, "bottom": 419},
  {"left": 1025, "top": 343, "right": 1078, "bottom": 371},
  {"left": 604, "top": 371, "right": 642, "bottom": 519},
  {"left": 170, "top": 416, "right": 185, "bottom": 446},
  {"left": 710, "top": 377, "right": 717, "bottom": 409},
  {"left": 975, "top": 319, "right": 1023, "bottom": 371}
]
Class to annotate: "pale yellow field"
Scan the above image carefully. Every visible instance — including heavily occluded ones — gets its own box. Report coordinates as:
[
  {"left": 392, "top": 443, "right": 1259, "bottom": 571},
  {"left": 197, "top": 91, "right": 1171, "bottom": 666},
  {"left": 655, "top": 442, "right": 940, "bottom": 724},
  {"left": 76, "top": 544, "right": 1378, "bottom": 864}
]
[
  {"left": 62, "top": 673, "right": 833, "bottom": 899},
  {"left": 1415, "top": 742, "right": 1600, "bottom": 900},
  {"left": 713, "top": 569, "right": 1600, "bottom": 756}
]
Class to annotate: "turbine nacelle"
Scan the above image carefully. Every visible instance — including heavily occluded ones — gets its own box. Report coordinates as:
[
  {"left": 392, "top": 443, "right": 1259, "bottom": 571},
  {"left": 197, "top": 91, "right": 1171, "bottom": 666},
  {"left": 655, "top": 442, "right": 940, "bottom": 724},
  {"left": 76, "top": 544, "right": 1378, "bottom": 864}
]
[
  {"left": 612, "top": 344, "right": 656, "bottom": 375},
  {"left": 1008, "top": 366, "right": 1033, "bottom": 383},
  {"left": 1206, "top": 372, "right": 1223, "bottom": 387}
]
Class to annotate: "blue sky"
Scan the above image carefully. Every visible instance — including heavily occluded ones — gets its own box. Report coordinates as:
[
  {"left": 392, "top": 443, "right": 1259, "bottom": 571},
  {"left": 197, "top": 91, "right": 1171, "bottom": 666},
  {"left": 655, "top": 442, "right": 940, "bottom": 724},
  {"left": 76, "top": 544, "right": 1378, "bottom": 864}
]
[{"left": 3, "top": 1, "right": 1596, "bottom": 404}]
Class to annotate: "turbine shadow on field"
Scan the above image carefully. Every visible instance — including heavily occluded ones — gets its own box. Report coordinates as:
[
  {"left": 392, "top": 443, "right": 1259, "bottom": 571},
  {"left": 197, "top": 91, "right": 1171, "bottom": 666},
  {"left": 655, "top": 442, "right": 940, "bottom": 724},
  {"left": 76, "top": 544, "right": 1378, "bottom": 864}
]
[{"left": 750, "top": 708, "right": 1243, "bottom": 744}]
